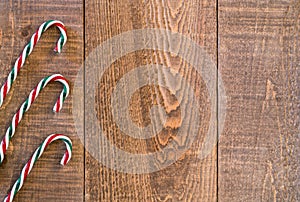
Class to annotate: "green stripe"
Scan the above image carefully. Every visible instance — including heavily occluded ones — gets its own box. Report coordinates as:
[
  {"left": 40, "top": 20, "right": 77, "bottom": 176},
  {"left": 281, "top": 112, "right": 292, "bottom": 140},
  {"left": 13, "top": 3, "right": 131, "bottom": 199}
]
[
  {"left": 62, "top": 87, "right": 68, "bottom": 102},
  {"left": 60, "top": 36, "right": 65, "bottom": 47},
  {"left": 58, "top": 137, "right": 72, "bottom": 152},
  {"left": 25, "top": 44, "right": 31, "bottom": 57},
  {"left": 42, "top": 20, "right": 54, "bottom": 32},
  {"left": 10, "top": 70, "right": 15, "bottom": 83},
  {"left": 34, "top": 146, "right": 42, "bottom": 163},
  {"left": 63, "top": 85, "right": 68, "bottom": 93},
  {"left": 41, "top": 77, "right": 49, "bottom": 88},
  {"left": 8, "top": 126, "right": 13, "bottom": 140},
  {"left": 14, "top": 178, "right": 21, "bottom": 194},
  {"left": 23, "top": 99, "right": 29, "bottom": 112},
  {"left": 66, "top": 140, "right": 72, "bottom": 152}
]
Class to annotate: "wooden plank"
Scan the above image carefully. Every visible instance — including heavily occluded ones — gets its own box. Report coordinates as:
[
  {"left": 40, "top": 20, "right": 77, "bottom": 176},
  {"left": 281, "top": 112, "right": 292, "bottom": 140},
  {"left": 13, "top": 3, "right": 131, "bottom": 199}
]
[
  {"left": 85, "top": 0, "right": 217, "bottom": 201},
  {"left": 0, "top": 0, "right": 84, "bottom": 201},
  {"left": 218, "top": 0, "right": 299, "bottom": 201}
]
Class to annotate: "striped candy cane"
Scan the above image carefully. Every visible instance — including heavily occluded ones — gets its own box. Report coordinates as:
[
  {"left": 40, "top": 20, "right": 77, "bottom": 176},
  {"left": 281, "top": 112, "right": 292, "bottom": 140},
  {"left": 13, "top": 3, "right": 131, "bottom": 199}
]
[
  {"left": 0, "top": 74, "right": 70, "bottom": 164},
  {"left": 4, "top": 134, "right": 72, "bottom": 202},
  {"left": 0, "top": 20, "right": 67, "bottom": 107}
]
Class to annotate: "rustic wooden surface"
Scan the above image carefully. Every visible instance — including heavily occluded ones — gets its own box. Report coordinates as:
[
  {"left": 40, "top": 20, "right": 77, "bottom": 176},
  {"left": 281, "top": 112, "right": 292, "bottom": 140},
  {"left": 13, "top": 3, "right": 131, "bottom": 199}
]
[
  {"left": 85, "top": 0, "right": 217, "bottom": 201},
  {"left": 218, "top": 1, "right": 299, "bottom": 201},
  {"left": 0, "top": 0, "right": 84, "bottom": 201},
  {"left": 0, "top": 0, "right": 298, "bottom": 201}
]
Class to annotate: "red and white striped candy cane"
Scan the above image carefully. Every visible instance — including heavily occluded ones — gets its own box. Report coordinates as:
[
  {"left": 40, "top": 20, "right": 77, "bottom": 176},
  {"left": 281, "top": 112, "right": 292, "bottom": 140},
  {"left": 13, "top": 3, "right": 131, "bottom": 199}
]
[
  {"left": 0, "top": 20, "right": 67, "bottom": 107},
  {"left": 4, "top": 134, "right": 72, "bottom": 202},
  {"left": 0, "top": 74, "right": 70, "bottom": 164}
]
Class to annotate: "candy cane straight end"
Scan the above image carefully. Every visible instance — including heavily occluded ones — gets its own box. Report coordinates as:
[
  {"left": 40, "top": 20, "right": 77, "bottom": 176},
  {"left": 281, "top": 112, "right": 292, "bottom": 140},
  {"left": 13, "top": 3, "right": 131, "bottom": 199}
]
[{"left": 4, "top": 195, "right": 10, "bottom": 202}]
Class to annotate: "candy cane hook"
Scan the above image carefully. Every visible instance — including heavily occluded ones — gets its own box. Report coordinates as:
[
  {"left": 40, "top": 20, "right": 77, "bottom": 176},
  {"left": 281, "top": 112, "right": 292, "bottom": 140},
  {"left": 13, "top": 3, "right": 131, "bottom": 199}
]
[
  {"left": 0, "top": 20, "right": 67, "bottom": 107},
  {"left": 0, "top": 74, "right": 70, "bottom": 164},
  {"left": 4, "top": 134, "right": 72, "bottom": 202}
]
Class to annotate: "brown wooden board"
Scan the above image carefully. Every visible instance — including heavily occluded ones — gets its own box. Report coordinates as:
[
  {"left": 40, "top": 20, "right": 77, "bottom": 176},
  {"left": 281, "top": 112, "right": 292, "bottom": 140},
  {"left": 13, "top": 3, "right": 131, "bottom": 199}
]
[
  {"left": 218, "top": 0, "right": 299, "bottom": 201},
  {"left": 85, "top": 0, "right": 217, "bottom": 201},
  {"left": 0, "top": 0, "right": 299, "bottom": 201},
  {"left": 0, "top": 0, "right": 84, "bottom": 201}
]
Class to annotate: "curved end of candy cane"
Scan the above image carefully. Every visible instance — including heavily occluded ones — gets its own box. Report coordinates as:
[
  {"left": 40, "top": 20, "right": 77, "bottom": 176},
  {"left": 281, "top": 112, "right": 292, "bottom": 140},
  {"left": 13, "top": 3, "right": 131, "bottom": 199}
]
[
  {"left": 52, "top": 87, "right": 69, "bottom": 113},
  {"left": 40, "top": 74, "right": 69, "bottom": 113},
  {"left": 54, "top": 43, "right": 63, "bottom": 52},
  {"left": 60, "top": 156, "right": 68, "bottom": 166},
  {"left": 53, "top": 33, "right": 65, "bottom": 54},
  {"left": 60, "top": 160, "right": 65, "bottom": 166},
  {"left": 53, "top": 104, "right": 62, "bottom": 113},
  {"left": 60, "top": 151, "right": 71, "bottom": 166}
]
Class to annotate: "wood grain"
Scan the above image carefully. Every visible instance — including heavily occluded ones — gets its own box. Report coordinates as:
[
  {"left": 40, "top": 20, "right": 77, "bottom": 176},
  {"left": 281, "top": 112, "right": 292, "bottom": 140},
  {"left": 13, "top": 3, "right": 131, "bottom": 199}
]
[
  {"left": 0, "top": 0, "right": 84, "bottom": 201},
  {"left": 218, "top": 0, "right": 299, "bottom": 201},
  {"left": 85, "top": 0, "right": 217, "bottom": 201},
  {"left": 0, "top": 0, "right": 298, "bottom": 201}
]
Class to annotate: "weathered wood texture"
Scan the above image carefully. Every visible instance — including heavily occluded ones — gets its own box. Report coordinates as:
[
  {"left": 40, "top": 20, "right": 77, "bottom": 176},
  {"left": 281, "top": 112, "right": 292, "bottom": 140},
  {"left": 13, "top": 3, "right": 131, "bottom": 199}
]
[
  {"left": 218, "top": 0, "right": 299, "bottom": 201},
  {"left": 0, "top": 0, "right": 298, "bottom": 201},
  {"left": 85, "top": 0, "right": 217, "bottom": 201},
  {"left": 0, "top": 0, "right": 84, "bottom": 201}
]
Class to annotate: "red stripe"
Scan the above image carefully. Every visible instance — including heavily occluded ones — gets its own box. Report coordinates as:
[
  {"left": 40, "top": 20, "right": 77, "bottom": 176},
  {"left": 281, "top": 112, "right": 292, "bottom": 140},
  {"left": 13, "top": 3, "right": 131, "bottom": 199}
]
[
  {"left": 31, "top": 88, "right": 37, "bottom": 105},
  {"left": 53, "top": 22, "right": 66, "bottom": 52},
  {"left": 24, "top": 157, "right": 33, "bottom": 181},
  {"left": 33, "top": 31, "right": 39, "bottom": 45},
  {"left": 53, "top": 23, "right": 67, "bottom": 34},
  {"left": 32, "top": 30, "right": 39, "bottom": 46},
  {"left": 14, "top": 111, "right": 20, "bottom": 128},
  {"left": 3, "top": 81, "right": 8, "bottom": 99},
  {"left": 63, "top": 150, "right": 69, "bottom": 165},
  {"left": 51, "top": 75, "right": 68, "bottom": 83},
  {"left": 45, "top": 134, "right": 61, "bottom": 148},
  {"left": 2, "top": 139, "right": 6, "bottom": 153},
  {"left": 17, "top": 55, "right": 23, "bottom": 72},
  {"left": 5, "top": 193, "right": 11, "bottom": 202},
  {"left": 55, "top": 98, "right": 61, "bottom": 112}
]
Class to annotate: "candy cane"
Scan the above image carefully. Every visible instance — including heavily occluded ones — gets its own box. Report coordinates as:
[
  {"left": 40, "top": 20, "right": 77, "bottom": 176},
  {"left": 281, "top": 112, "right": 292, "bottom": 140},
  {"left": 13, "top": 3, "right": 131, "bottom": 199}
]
[
  {"left": 4, "top": 134, "right": 72, "bottom": 202},
  {"left": 0, "top": 74, "right": 70, "bottom": 164},
  {"left": 0, "top": 20, "right": 67, "bottom": 107}
]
